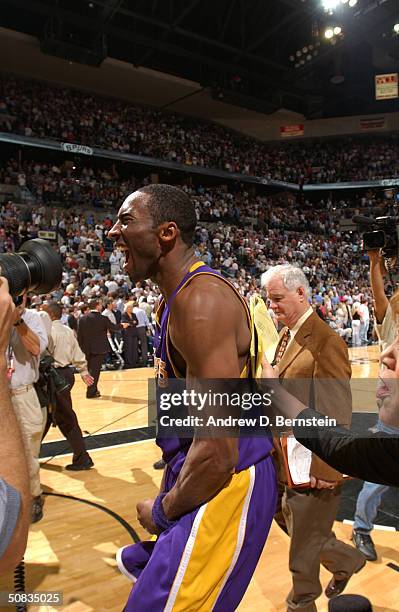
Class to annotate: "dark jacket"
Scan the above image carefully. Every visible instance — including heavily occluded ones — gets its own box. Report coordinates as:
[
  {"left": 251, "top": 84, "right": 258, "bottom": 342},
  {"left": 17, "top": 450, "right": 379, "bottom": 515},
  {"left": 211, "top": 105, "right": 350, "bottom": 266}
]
[
  {"left": 77, "top": 311, "right": 122, "bottom": 356},
  {"left": 294, "top": 408, "right": 399, "bottom": 486},
  {"left": 121, "top": 312, "right": 139, "bottom": 336},
  {"left": 67, "top": 314, "right": 78, "bottom": 332}
]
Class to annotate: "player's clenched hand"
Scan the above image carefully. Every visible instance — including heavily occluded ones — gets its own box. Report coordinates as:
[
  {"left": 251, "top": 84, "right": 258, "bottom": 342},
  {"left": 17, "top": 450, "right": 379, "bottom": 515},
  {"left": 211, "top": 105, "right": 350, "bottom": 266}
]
[{"left": 136, "top": 499, "right": 160, "bottom": 535}]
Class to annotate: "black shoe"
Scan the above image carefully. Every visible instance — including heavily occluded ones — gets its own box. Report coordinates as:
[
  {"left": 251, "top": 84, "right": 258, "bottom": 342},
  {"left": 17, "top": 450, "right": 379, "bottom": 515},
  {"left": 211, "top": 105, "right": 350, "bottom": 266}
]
[
  {"left": 31, "top": 495, "right": 44, "bottom": 523},
  {"left": 153, "top": 459, "right": 166, "bottom": 470},
  {"left": 325, "top": 559, "right": 366, "bottom": 599},
  {"left": 65, "top": 458, "right": 94, "bottom": 471},
  {"left": 86, "top": 391, "right": 101, "bottom": 399},
  {"left": 352, "top": 530, "right": 377, "bottom": 561}
]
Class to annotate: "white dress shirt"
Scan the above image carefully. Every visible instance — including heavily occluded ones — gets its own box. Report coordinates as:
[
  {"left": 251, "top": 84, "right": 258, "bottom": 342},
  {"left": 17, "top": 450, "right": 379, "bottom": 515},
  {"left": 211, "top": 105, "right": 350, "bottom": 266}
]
[
  {"left": 48, "top": 320, "right": 88, "bottom": 373},
  {"left": 9, "top": 309, "right": 48, "bottom": 389},
  {"left": 133, "top": 307, "right": 150, "bottom": 328}
]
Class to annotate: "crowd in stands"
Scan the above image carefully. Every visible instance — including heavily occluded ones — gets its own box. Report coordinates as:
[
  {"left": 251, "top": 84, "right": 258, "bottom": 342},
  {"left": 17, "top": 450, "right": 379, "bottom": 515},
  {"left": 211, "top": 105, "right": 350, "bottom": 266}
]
[
  {"left": 1, "top": 175, "right": 378, "bottom": 348},
  {"left": 1, "top": 74, "right": 399, "bottom": 184},
  {"left": 0, "top": 158, "right": 138, "bottom": 209},
  {"left": 1, "top": 156, "right": 394, "bottom": 222}
]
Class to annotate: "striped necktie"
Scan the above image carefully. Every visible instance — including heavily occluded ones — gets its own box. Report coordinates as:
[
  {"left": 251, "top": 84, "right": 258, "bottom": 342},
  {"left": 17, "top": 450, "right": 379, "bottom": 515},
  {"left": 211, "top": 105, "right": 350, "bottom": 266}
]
[{"left": 272, "top": 328, "right": 291, "bottom": 366}]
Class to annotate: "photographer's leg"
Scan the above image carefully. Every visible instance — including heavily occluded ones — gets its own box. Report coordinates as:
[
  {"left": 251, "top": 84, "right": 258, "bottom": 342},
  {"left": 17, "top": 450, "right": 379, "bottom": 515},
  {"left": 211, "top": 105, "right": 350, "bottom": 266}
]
[
  {"left": 41, "top": 410, "right": 53, "bottom": 441},
  {"left": 11, "top": 386, "right": 45, "bottom": 522}
]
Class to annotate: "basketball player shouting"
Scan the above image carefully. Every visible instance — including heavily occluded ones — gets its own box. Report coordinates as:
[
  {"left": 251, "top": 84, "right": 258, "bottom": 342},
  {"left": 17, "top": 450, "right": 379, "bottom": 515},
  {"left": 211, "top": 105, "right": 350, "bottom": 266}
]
[{"left": 109, "top": 184, "right": 277, "bottom": 611}]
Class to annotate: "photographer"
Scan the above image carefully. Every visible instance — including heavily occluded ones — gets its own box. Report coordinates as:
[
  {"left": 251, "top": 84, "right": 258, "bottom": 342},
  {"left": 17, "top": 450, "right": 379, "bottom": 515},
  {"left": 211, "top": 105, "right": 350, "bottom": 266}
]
[
  {"left": 41, "top": 302, "right": 95, "bottom": 471},
  {"left": 351, "top": 250, "right": 398, "bottom": 561},
  {"left": 0, "top": 277, "right": 30, "bottom": 573},
  {"left": 368, "top": 250, "right": 395, "bottom": 348},
  {"left": 8, "top": 294, "right": 48, "bottom": 523}
]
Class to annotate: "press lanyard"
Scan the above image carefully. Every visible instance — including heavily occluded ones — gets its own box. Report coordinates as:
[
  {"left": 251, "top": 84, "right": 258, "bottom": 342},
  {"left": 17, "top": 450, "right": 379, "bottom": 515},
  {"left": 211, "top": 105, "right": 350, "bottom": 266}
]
[{"left": 6, "top": 345, "right": 14, "bottom": 381}]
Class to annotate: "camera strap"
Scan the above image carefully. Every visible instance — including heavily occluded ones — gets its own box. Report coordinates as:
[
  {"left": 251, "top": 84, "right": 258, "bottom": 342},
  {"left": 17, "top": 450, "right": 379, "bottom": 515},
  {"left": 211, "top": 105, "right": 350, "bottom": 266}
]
[{"left": 6, "top": 345, "right": 14, "bottom": 381}]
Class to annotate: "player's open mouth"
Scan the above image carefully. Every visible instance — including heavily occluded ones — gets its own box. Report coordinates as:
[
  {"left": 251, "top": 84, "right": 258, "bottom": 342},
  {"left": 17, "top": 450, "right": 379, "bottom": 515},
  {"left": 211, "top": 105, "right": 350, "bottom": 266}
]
[{"left": 118, "top": 244, "right": 131, "bottom": 267}]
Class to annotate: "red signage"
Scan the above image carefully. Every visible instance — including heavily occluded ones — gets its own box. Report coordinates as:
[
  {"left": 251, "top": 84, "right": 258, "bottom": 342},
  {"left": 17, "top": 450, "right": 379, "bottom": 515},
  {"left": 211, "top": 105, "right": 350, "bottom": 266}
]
[
  {"left": 360, "top": 117, "right": 386, "bottom": 131},
  {"left": 280, "top": 124, "right": 304, "bottom": 138}
]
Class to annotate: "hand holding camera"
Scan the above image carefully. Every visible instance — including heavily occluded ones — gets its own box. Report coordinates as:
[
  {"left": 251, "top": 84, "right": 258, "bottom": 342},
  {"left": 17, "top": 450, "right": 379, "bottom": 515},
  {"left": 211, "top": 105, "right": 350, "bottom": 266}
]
[
  {"left": 367, "top": 248, "right": 388, "bottom": 277},
  {"left": 0, "top": 276, "right": 15, "bottom": 360}
]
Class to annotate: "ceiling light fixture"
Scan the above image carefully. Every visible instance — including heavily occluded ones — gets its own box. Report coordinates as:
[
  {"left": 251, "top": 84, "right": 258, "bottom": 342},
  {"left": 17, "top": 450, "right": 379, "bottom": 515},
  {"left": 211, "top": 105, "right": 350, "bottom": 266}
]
[{"left": 321, "top": 0, "right": 339, "bottom": 12}]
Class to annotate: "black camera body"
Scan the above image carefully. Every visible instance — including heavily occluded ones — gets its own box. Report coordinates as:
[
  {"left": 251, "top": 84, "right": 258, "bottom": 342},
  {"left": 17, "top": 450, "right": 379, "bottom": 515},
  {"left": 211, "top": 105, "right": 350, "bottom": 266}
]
[
  {"left": 354, "top": 215, "right": 399, "bottom": 259},
  {"left": 35, "top": 354, "right": 70, "bottom": 411},
  {"left": 39, "top": 355, "right": 70, "bottom": 394}
]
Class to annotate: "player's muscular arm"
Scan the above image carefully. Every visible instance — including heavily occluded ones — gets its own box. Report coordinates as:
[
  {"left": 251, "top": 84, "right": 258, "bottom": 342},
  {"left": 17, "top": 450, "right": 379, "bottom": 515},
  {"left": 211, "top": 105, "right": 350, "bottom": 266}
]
[{"left": 162, "top": 283, "right": 242, "bottom": 520}]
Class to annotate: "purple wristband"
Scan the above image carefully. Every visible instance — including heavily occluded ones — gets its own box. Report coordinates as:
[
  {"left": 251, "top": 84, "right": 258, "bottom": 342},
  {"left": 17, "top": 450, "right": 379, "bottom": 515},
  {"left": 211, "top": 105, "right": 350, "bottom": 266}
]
[{"left": 152, "top": 493, "right": 176, "bottom": 532}]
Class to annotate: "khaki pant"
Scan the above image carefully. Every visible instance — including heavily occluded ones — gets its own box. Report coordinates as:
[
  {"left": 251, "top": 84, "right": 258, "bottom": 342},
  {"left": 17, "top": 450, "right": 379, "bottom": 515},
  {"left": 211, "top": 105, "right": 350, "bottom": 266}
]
[
  {"left": 275, "top": 483, "right": 365, "bottom": 612},
  {"left": 11, "top": 385, "right": 46, "bottom": 498}
]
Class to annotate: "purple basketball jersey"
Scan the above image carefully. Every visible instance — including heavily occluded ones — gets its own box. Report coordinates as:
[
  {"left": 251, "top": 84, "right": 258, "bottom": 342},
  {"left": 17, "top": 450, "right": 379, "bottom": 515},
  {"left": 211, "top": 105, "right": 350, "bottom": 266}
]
[{"left": 153, "top": 262, "right": 273, "bottom": 475}]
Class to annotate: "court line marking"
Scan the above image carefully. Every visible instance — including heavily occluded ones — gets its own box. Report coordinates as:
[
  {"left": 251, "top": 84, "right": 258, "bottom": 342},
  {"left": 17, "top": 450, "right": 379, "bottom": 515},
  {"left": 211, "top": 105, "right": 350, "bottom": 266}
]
[
  {"left": 40, "top": 436, "right": 156, "bottom": 460},
  {"left": 343, "top": 519, "right": 396, "bottom": 531},
  {"left": 44, "top": 423, "right": 148, "bottom": 444}
]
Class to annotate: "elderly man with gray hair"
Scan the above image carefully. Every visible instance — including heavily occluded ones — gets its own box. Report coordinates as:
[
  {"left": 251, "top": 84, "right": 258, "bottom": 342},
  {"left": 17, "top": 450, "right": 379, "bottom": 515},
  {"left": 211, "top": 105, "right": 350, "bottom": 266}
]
[{"left": 261, "top": 264, "right": 365, "bottom": 612}]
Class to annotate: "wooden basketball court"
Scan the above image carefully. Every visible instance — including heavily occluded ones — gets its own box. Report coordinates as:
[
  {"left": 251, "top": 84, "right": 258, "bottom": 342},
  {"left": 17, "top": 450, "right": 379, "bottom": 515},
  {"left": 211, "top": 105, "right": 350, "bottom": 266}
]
[{"left": 1, "top": 345, "right": 398, "bottom": 612}]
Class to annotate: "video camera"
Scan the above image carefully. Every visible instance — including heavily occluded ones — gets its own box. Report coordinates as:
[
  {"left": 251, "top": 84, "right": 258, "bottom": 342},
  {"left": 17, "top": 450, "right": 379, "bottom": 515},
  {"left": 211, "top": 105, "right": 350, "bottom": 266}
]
[{"left": 353, "top": 215, "right": 399, "bottom": 259}]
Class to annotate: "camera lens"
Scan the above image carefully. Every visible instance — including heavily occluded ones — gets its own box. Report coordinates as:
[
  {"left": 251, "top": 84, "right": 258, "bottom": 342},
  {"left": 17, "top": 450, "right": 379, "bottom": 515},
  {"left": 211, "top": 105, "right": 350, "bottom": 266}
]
[{"left": 0, "top": 238, "right": 63, "bottom": 297}]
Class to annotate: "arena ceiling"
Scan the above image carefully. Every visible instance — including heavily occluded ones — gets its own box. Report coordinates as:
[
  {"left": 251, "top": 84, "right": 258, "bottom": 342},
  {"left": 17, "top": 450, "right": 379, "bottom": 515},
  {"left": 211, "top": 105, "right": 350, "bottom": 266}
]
[{"left": 0, "top": 0, "right": 398, "bottom": 119}]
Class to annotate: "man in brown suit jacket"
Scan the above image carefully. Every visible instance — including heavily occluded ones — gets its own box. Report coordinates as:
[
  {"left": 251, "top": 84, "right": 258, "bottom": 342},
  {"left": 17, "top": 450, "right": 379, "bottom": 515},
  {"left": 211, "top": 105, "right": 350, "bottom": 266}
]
[{"left": 262, "top": 264, "right": 365, "bottom": 612}]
